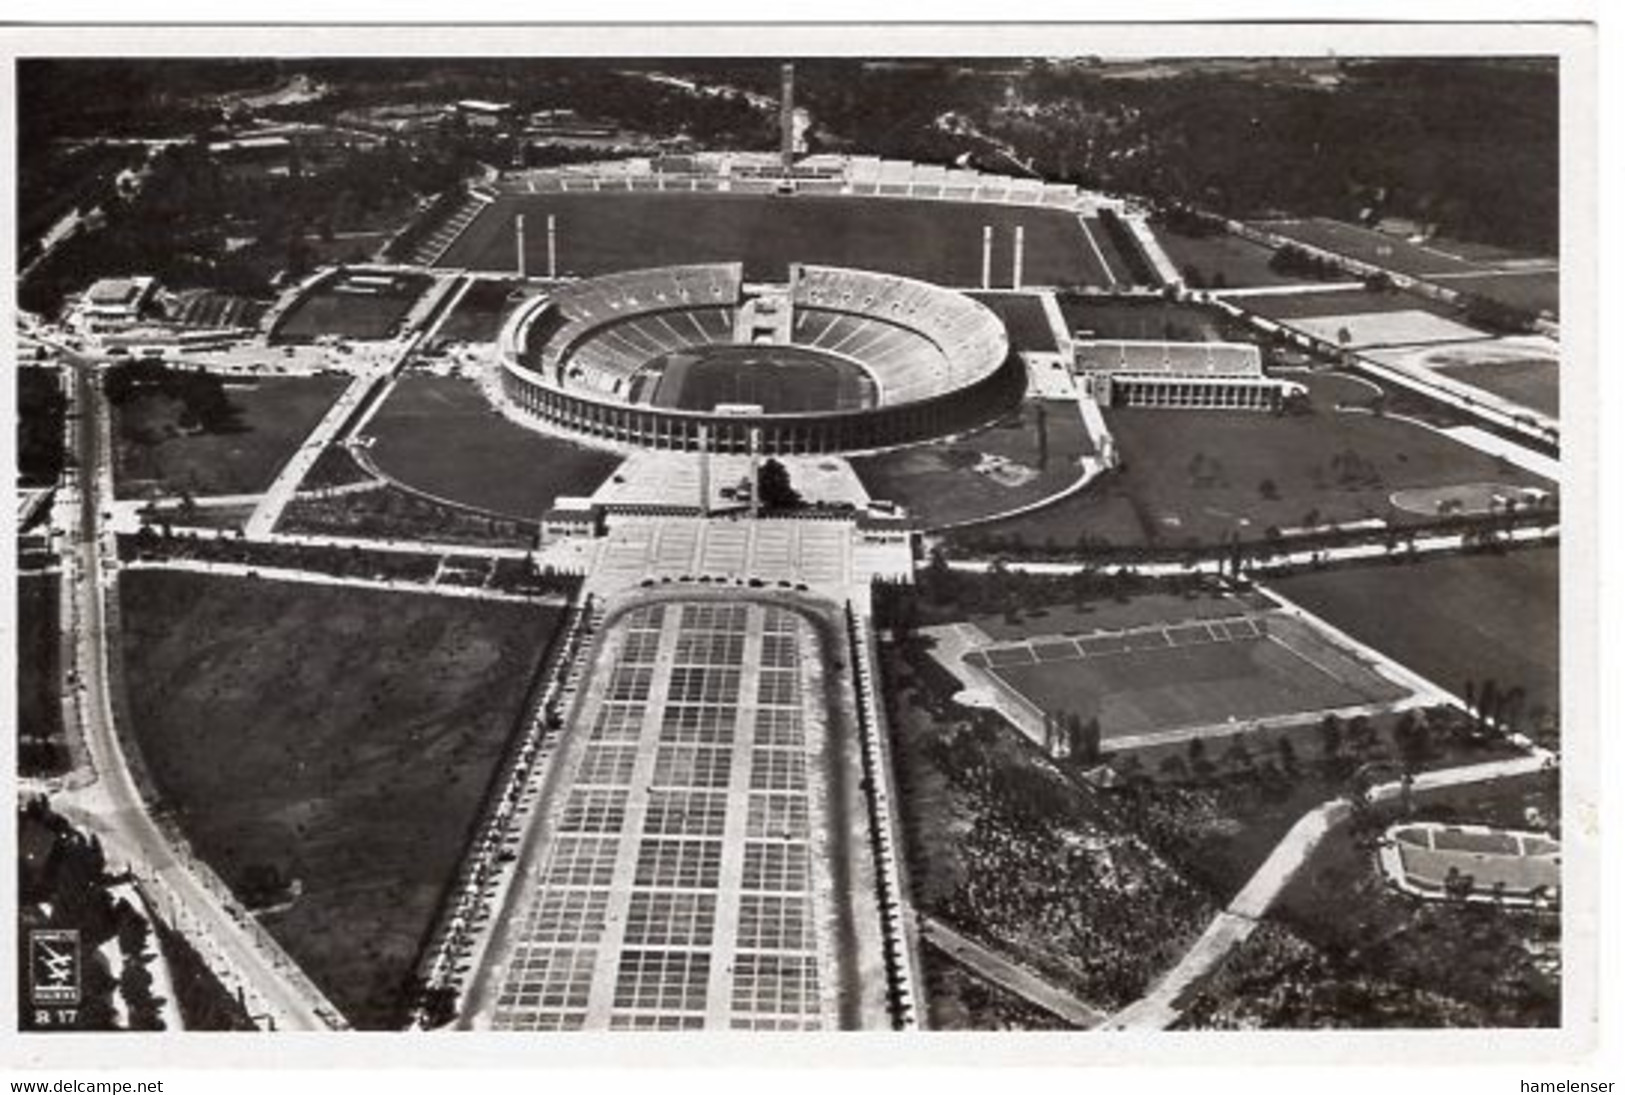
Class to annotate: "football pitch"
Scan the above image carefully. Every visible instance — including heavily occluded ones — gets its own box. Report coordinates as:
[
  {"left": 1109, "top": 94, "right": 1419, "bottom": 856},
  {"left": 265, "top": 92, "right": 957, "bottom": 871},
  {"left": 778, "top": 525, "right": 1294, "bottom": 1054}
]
[
  {"left": 966, "top": 613, "right": 1408, "bottom": 740},
  {"left": 437, "top": 192, "right": 1108, "bottom": 287},
  {"left": 639, "top": 344, "right": 876, "bottom": 413}
]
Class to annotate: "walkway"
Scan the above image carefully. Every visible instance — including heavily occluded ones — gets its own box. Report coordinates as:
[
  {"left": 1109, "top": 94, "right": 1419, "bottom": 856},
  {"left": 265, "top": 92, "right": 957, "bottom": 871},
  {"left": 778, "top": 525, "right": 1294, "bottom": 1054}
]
[
  {"left": 1101, "top": 749, "right": 1552, "bottom": 1030},
  {"left": 918, "top": 915, "right": 1106, "bottom": 1029}
]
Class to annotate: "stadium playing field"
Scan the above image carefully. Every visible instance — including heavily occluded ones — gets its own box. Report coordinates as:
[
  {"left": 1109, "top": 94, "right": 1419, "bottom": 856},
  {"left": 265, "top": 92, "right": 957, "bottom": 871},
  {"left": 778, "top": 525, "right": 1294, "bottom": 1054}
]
[
  {"left": 436, "top": 192, "right": 1107, "bottom": 287},
  {"left": 965, "top": 612, "right": 1407, "bottom": 741},
  {"left": 270, "top": 270, "right": 434, "bottom": 343},
  {"left": 634, "top": 344, "right": 876, "bottom": 413}
]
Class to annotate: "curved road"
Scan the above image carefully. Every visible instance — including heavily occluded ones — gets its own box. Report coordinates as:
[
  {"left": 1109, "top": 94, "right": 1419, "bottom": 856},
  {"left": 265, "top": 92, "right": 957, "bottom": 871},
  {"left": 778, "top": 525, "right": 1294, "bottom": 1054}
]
[{"left": 52, "top": 352, "right": 341, "bottom": 1031}]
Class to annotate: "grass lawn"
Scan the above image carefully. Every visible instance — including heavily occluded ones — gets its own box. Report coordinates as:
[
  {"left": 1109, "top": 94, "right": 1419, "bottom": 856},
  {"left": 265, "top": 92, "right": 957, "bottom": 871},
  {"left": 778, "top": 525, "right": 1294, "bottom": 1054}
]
[
  {"left": 1243, "top": 287, "right": 1463, "bottom": 322},
  {"left": 969, "top": 587, "right": 1272, "bottom": 641},
  {"left": 270, "top": 271, "right": 433, "bottom": 344},
  {"left": 850, "top": 400, "right": 1093, "bottom": 529},
  {"left": 1265, "top": 548, "right": 1560, "bottom": 736},
  {"left": 114, "top": 375, "right": 347, "bottom": 499},
  {"left": 16, "top": 573, "right": 68, "bottom": 777},
  {"left": 1436, "top": 359, "right": 1559, "bottom": 418},
  {"left": 364, "top": 374, "right": 624, "bottom": 518},
  {"left": 440, "top": 192, "right": 1105, "bottom": 287},
  {"left": 966, "top": 293, "right": 1059, "bottom": 353},
  {"left": 1151, "top": 229, "right": 1323, "bottom": 289},
  {"left": 1251, "top": 218, "right": 1483, "bottom": 279},
  {"left": 1058, "top": 296, "right": 1232, "bottom": 342},
  {"left": 975, "top": 616, "right": 1405, "bottom": 741},
  {"left": 1438, "top": 271, "right": 1559, "bottom": 318},
  {"left": 959, "top": 403, "right": 1548, "bottom": 551},
  {"left": 431, "top": 278, "right": 532, "bottom": 344},
  {"left": 119, "top": 570, "right": 564, "bottom": 1028}
]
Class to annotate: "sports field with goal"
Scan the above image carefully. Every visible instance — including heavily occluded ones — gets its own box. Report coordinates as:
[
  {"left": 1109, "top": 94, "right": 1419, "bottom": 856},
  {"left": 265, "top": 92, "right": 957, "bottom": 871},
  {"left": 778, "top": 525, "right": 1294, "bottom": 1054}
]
[
  {"left": 965, "top": 611, "right": 1409, "bottom": 742},
  {"left": 436, "top": 191, "right": 1111, "bottom": 288}
]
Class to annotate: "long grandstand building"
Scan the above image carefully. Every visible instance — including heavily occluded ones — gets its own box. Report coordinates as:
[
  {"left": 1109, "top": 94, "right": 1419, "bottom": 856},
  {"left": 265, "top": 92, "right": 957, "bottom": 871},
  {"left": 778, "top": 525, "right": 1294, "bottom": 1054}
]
[
  {"left": 1073, "top": 339, "right": 1303, "bottom": 410},
  {"left": 495, "top": 262, "right": 1022, "bottom": 455}
]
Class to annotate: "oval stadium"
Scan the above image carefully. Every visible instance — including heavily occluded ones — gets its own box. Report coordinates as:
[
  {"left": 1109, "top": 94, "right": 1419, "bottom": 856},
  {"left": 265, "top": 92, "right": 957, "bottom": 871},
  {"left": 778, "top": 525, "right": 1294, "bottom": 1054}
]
[{"left": 496, "top": 262, "right": 1022, "bottom": 455}]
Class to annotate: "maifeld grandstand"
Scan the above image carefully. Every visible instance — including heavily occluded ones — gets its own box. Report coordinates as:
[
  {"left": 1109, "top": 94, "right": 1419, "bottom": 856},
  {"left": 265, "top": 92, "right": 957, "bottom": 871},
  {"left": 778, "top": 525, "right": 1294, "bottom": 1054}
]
[
  {"left": 495, "top": 262, "right": 1022, "bottom": 455},
  {"left": 1074, "top": 340, "right": 1304, "bottom": 411}
]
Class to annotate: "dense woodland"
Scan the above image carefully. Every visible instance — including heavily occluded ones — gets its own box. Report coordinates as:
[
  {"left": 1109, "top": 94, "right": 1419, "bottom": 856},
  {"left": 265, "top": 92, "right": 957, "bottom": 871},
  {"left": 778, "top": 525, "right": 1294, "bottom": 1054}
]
[{"left": 17, "top": 57, "right": 1557, "bottom": 320}]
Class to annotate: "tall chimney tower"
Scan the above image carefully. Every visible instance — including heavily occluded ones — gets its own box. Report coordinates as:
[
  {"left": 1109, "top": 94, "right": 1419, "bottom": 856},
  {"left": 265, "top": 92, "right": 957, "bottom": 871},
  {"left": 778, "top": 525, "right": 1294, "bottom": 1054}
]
[
  {"left": 515, "top": 214, "right": 527, "bottom": 279},
  {"left": 981, "top": 225, "right": 993, "bottom": 290},
  {"left": 546, "top": 214, "right": 558, "bottom": 279},
  {"left": 780, "top": 62, "right": 796, "bottom": 171},
  {"left": 1013, "top": 224, "right": 1026, "bottom": 290}
]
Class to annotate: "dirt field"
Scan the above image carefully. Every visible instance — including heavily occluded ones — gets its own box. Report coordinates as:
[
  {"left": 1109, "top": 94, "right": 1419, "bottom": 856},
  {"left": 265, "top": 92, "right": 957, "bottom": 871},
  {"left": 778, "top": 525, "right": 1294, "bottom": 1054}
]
[
  {"left": 438, "top": 192, "right": 1106, "bottom": 288},
  {"left": 119, "top": 570, "right": 563, "bottom": 1028},
  {"left": 113, "top": 374, "right": 348, "bottom": 499},
  {"left": 1058, "top": 296, "right": 1232, "bottom": 342},
  {"left": 365, "top": 373, "right": 624, "bottom": 518},
  {"left": 850, "top": 401, "right": 1094, "bottom": 528},
  {"left": 1266, "top": 548, "right": 1560, "bottom": 736}
]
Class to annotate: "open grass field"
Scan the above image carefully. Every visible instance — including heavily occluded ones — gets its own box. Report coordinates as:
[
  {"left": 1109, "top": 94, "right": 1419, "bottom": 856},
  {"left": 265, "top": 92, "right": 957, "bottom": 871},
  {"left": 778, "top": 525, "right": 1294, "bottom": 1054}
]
[
  {"left": 270, "top": 271, "right": 434, "bottom": 344},
  {"left": 1251, "top": 218, "right": 1488, "bottom": 280},
  {"left": 1435, "top": 358, "right": 1560, "bottom": 418},
  {"left": 1242, "top": 288, "right": 1460, "bottom": 322},
  {"left": 363, "top": 374, "right": 624, "bottom": 518},
  {"left": 1266, "top": 547, "right": 1559, "bottom": 736},
  {"left": 970, "top": 613, "right": 1406, "bottom": 741},
  {"left": 1284, "top": 311, "right": 1486, "bottom": 350},
  {"left": 641, "top": 344, "right": 875, "bottom": 412},
  {"left": 967, "top": 292, "right": 1060, "bottom": 353},
  {"left": 1150, "top": 229, "right": 1323, "bottom": 289},
  {"left": 850, "top": 400, "right": 1093, "bottom": 528},
  {"left": 958, "top": 403, "right": 1549, "bottom": 550},
  {"left": 430, "top": 278, "right": 533, "bottom": 344},
  {"left": 1437, "top": 271, "right": 1560, "bottom": 317},
  {"left": 438, "top": 192, "right": 1105, "bottom": 287},
  {"left": 1059, "top": 296, "right": 1231, "bottom": 342},
  {"left": 969, "top": 587, "right": 1273, "bottom": 642},
  {"left": 114, "top": 375, "right": 347, "bottom": 499},
  {"left": 119, "top": 570, "right": 563, "bottom": 1028},
  {"left": 16, "top": 572, "right": 68, "bottom": 777}
]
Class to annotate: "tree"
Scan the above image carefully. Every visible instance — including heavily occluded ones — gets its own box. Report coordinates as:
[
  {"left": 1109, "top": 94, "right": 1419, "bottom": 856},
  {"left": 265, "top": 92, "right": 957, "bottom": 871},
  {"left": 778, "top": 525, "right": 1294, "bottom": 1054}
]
[
  {"left": 756, "top": 458, "right": 802, "bottom": 511},
  {"left": 1319, "top": 714, "right": 1344, "bottom": 759},
  {"left": 1258, "top": 477, "right": 1279, "bottom": 501},
  {"left": 1078, "top": 716, "right": 1103, "bottom": 766}
]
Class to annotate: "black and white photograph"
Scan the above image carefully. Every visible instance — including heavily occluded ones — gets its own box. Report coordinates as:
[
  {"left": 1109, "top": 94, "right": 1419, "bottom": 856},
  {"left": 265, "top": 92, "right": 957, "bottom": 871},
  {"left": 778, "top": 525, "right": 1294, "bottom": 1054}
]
[{"left": 0, "top": 13, "right": 1609, "bottom": 1084}]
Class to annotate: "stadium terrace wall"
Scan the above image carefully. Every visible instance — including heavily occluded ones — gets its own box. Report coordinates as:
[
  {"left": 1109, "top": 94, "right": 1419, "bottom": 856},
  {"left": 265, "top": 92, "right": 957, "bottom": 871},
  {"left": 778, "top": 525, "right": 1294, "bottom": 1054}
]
[
  {"left": 494, "top": 265, "right": 1023, "bottom": 455},
  {"left": 497, "top": 350, "right": 1025, "bottom": 456}
]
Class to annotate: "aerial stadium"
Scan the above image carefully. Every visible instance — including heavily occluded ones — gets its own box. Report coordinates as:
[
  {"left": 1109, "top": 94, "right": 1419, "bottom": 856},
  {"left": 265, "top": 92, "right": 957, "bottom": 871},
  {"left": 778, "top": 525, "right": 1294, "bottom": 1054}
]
[{"left": 494, "top": 262, "right": 1022, "bottom": 455}]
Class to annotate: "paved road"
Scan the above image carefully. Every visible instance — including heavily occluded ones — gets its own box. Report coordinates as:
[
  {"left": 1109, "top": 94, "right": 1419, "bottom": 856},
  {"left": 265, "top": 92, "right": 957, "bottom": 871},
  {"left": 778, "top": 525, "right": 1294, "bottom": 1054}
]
[
  {"left": 50, "top": 356, "right": 341, "bottom": 1031},
  {"left": 1100, "top": 750, "right": 1553, "bottom": 1031},
  {"left": 944, "top": 522, "right": 1558, "bottom": 580},
  {"left": 918, "top": 915, "right": 1106, "bottom": 1029}
]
